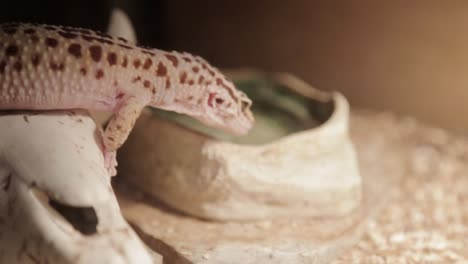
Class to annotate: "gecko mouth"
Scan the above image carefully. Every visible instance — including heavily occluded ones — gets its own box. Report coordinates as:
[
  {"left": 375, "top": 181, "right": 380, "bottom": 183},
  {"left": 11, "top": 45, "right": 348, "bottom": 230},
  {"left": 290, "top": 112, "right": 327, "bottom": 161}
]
[
  {"left": 227, "top": 111, "right": 254, "bottom": 135},
  {"left": 199, "top": 114, "right": 252, "bottom": 135},
  {"left": 243, "top": 108, "right": 255, "bottom": 123}
]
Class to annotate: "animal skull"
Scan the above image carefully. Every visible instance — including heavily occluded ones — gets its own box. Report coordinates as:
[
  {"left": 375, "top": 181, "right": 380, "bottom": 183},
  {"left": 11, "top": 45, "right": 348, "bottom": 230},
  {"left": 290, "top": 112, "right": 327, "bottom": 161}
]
[{"left": 0, "top": 110, "right": 156, "bottom": 264}]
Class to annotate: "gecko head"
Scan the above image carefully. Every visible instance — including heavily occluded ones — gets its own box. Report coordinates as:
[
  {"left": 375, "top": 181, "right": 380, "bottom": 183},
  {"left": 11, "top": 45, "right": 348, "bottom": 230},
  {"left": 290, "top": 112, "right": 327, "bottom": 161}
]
[
  {"left": 200, "top": 80, "right": 254, "bottom": 135},
  {"left": 173, "top": 53, "right": 254, "bottom": 134}
]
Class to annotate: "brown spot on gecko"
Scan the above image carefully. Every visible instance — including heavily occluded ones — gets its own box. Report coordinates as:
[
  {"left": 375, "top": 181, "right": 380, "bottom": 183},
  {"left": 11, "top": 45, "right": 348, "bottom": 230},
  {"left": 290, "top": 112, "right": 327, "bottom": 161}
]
[
  {"left": 45, "top": 37, "right": 58, "bottom": 48},
  {"left": 188, "top": 96, "right": 194, "bottom": 101},
  {"left": 23, "top": 28, "right": 35, "bottom": 34},
  {"left": 143, "top": 80, "right": 151, "bottom": 88},
  {"left": 183, "top": 57, "right": 192, "bottom": 63},
  {"left": 215, "top": 98, "right": 224, "bottom": 104},
  {"left": 180, "top": 72, "right": 187, "bottom": 84},
  {"left": 122, "top": 56, "right": 128, "bottom": 67},
  {"left": 188, "top": 80, "right": 195, "bottom": 85},
  {"left": 95, "top": 69, "right": 104, "bottom": 79},
  {"left": 198, "top": 75, "right": 205, "bottom": 84},
  {"left": 107, "top": 52, "right": 117, "bottom": 66},
  {"left": 30, "top": 35, "right": 39, "bottom": 43},
  {"left": 5, "top": 45, "right": 19, "bottom": 56},
  {"left": 67, "top": 43, "right": 82, "bottom": 58},
  {"left": 58, "top": 31, "right": 78, "bottom": 39},
  {"left": 13, "top": 61, "right": 22, "bottom": 72},
  {"left": 132, "top": 76, "right": 141, "bottom": 83},
  {"left": 31, "top": 54, "right": 40, "bottom": 66},
  {"left": 133, "top": 59, "right": 141, "bottom": 69},
  {"left": 165, "top": 79, "right": 171, "bottom": 89},
  {"left": 208, "top": 69, "right": 215, "bottom": 76},
  {"left": 156, "top": 62, "right": 167, "bottom": 76},
  {"left": 0, "top": 60, "right": 6, "bottom": 73},
  {"left": 89, "top": 45, "right": 102, "bottom": 62},
  {"left": 115, "top": 92, "right": 124, "bottom": 99},
  {"left": 216, "top": 78, "right": 224, "bottom": 86},
  {"left": 192, "top": 66, "right": 200, "bottom": 73},
  {"left": 80, "top": 67, "right": 87, "bottom": 76},
  {"left": 165, "top": 54, "right": 179, "bottom": 67},
  {"left": 50, "top": 61, "right": 64, "bottom": 71},
  {"left": 143, "top": 58, "right": 152, "bottom": 70},
  {"left": 221, "top": 83, "right": 237, "bottom": 99}
]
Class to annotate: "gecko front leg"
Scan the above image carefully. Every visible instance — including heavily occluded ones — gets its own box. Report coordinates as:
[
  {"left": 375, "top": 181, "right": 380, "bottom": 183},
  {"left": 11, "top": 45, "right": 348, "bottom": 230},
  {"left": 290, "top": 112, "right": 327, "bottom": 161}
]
[{"left": 103, "top": 96, "right": 150, "bottom": 175}]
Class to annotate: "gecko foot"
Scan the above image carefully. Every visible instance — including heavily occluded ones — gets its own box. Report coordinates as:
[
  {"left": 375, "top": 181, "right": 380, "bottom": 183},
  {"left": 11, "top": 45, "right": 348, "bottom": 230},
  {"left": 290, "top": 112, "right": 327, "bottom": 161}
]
[{"left": 104, "top": 150, "right": 118, "bottom": 176}]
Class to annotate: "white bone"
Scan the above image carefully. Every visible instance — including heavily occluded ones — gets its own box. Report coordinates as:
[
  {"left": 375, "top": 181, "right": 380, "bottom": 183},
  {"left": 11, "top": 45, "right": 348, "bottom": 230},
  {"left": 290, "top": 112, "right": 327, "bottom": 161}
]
[{"left": 0, "top": 110, "right": 158, "bottom": 264}]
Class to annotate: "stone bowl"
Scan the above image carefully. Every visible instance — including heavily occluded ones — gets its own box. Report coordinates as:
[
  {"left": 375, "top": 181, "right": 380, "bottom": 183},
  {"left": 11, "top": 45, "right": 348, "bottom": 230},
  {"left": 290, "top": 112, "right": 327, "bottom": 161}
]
[{"left": 118, "top": 71, "right": 362, "bottom": 221}]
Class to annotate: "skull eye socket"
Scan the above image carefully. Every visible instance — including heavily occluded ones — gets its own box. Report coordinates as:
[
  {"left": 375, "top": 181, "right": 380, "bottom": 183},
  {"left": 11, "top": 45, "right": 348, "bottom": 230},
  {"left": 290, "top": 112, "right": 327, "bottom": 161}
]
[
  {"left": 49, "top": 199, "right": 98, "bottom": 236},
  {"left": 32, "top": 187, "right": 98, "bottom": 236}
]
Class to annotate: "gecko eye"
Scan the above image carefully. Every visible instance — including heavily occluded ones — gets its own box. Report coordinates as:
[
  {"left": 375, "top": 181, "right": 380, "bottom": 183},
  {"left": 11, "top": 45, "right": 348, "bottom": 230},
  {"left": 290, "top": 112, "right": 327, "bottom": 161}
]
[{"left": 208, "top": 93, "right": 225, "bottom": 107}]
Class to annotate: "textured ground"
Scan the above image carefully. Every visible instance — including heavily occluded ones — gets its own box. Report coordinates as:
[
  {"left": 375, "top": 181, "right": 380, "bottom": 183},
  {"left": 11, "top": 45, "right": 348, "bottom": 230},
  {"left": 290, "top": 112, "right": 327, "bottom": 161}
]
[{"left": 335, "top": 111, "right": 468, "bottom": 263}]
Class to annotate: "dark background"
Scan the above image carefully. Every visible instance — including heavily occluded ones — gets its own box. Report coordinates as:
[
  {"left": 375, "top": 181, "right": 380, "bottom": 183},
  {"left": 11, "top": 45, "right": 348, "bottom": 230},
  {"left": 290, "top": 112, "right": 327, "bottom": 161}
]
[{"left": 2, "top": 0, "right": 468, "bottom": 131}]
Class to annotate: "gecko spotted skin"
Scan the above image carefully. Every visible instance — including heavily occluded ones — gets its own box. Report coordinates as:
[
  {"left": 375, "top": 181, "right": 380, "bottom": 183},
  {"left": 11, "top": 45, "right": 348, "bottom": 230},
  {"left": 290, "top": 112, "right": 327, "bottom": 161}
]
[{"left": 0, "top": 23, "right": 254, "bottom": 173}]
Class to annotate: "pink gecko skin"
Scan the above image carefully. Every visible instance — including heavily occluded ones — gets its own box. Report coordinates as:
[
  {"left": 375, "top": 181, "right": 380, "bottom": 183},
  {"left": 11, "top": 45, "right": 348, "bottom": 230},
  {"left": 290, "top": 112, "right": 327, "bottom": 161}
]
[{"left": 0, "top": 23, "right": 254, "bottom": 175}]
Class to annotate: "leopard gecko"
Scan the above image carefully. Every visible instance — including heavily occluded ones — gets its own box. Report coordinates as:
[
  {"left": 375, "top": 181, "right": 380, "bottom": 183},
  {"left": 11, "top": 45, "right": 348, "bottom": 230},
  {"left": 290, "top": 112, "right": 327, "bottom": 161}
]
[{"left": 0, "top": 22, "right": 254, "bottom": 173}]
